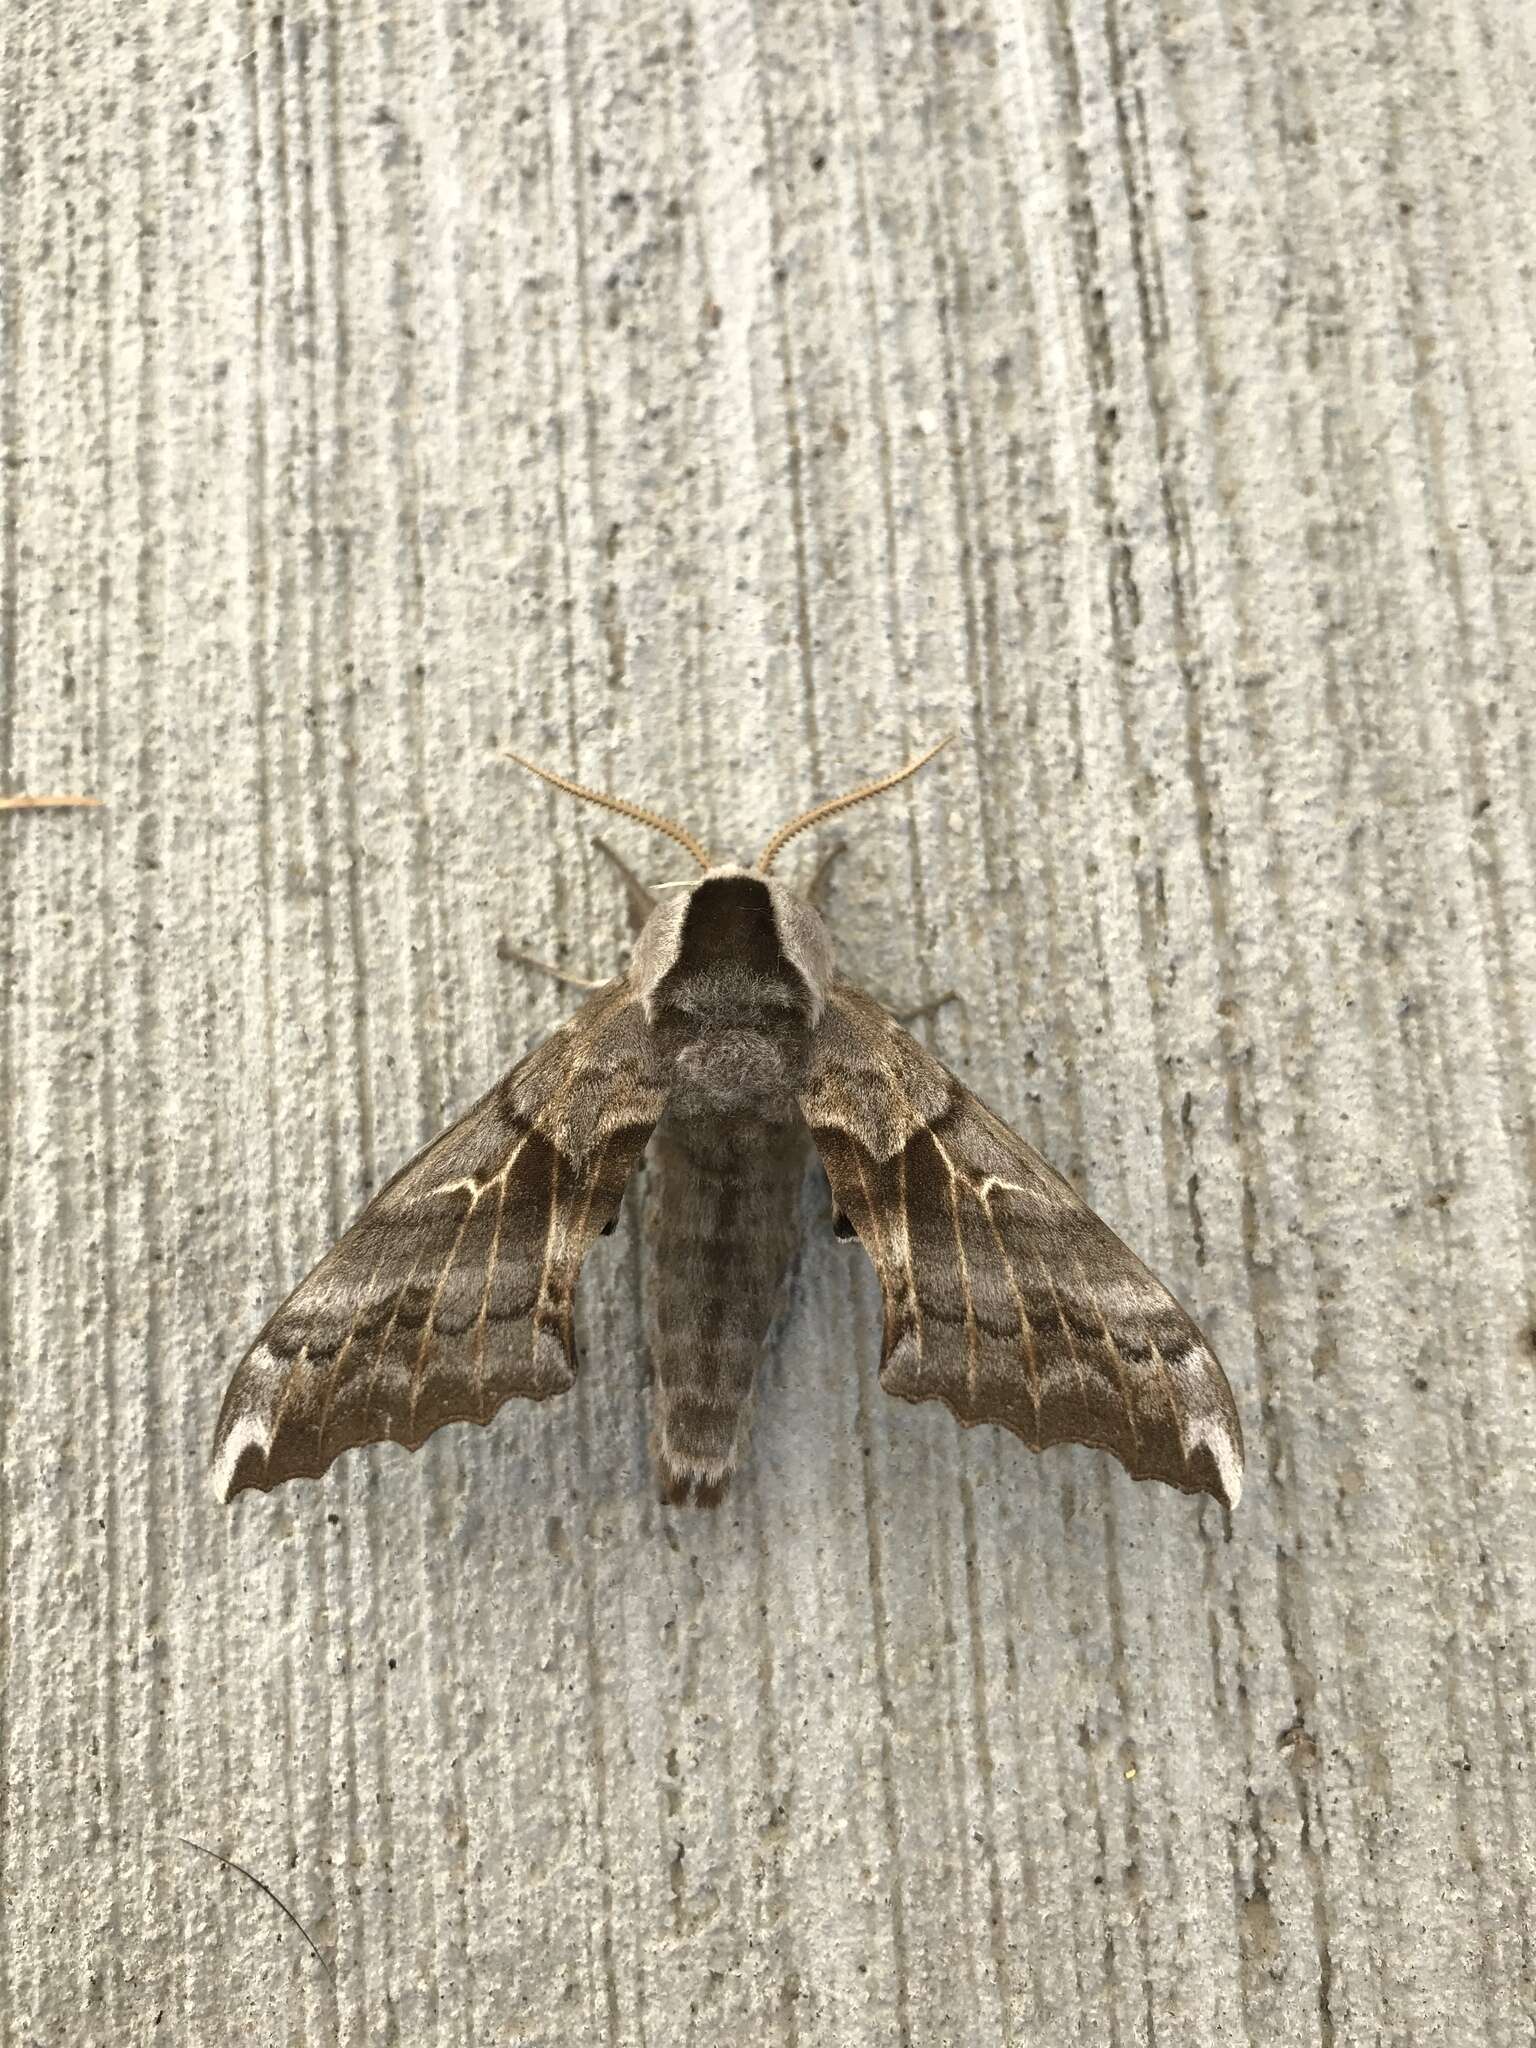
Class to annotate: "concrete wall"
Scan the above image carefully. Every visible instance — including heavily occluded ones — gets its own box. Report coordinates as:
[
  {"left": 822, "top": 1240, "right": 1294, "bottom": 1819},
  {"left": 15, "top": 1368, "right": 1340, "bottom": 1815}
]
[{"left": 4, "top": 1, "right": 1533, "bottom": 2041}]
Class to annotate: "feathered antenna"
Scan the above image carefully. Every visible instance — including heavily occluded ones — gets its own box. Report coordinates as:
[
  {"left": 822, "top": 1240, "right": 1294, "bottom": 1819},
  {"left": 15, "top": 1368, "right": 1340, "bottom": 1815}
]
[
  {"left": 754, "top": 735, "right": 953, "bottom": 874},
  {"left": 501, "top": 750, "right": 714, "bottom": 870}
]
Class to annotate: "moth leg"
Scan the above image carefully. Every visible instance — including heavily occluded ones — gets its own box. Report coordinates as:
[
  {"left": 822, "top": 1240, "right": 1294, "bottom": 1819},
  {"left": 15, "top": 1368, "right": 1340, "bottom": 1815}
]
[
  {"left": 504, "top": 838, "right": 655, "bottom": 994},
  {"left": 891, "top": 989, "right": 960, "bottom": 1027},
  {"left": 804, "top": 837, "right": 848, "bottom": 914},
  {"left": 853, "top": 985, "right": 961, "bottom": 1026},
  {"left": 592, "top": 835, "right": 657, "bottom": 936},
  {"left": 500, "top": 944, "right": 606, "bottom": 991}
]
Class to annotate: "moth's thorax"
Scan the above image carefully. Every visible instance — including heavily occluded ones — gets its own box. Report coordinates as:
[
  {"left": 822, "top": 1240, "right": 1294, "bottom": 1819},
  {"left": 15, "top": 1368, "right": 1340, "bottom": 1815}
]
[{"left": 629, "top": 867, "right": 832, "bottom": 1120}]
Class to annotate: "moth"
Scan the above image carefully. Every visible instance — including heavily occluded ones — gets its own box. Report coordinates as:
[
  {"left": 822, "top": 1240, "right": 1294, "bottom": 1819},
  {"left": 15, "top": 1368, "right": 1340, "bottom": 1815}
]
[{"left": 213, "top": 742, "right": 1243, "bottom": 1511}]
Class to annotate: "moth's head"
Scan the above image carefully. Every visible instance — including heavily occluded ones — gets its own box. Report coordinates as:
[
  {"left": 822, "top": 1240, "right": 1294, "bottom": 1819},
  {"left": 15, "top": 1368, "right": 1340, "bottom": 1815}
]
[
  {"left": 627, "top": 868, "right": 831, "bottom": 1117},
  {"left": 629, "top": 870, "right": 832, "bottom": 1016},
  {"left": 500, "top": 736, "right": 952, "bottom": 1114}
]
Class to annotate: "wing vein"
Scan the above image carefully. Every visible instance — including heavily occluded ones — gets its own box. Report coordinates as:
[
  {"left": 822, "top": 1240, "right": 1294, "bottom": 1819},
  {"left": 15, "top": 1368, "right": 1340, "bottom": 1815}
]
[
  {"left": 978, "top": 1183, "right": 1042, "bottom": 1432},
  {"left": 472, "top": 1172, "right": 511, "bottom": 1407},
  {"left": 1066, "top": 1244, "right": 1146, "bottom": 1459},
  {"left": 930, "top": 1131, "right": 979, "bottom": 1404},
  {"left": 408, "top": 1191, "right": 480, "bottom": 1428}
]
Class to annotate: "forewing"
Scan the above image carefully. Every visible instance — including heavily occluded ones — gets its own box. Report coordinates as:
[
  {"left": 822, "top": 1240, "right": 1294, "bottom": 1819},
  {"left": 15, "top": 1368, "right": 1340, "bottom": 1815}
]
[
  {"left": 800, "top": 985, "right": 1243, "bottom": 1507},
  {"left": 213, "top": 979, "right": 663, "bottom": 1501}
]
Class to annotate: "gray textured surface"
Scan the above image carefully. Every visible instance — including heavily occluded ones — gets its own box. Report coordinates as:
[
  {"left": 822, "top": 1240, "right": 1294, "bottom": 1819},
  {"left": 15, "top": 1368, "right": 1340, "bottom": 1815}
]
[{"left": 3, "top": 2, "right": 1534, "bottom": 2042}]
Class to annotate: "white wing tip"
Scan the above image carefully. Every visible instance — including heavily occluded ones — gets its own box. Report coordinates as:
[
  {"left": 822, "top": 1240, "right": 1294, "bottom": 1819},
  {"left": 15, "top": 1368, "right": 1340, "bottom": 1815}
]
[
  {"left": 211, "top": 1410, "right": 271, "bottom": 1504},
  {"left": 1187, "top": 1411, "right": 1243, "bottom": 1510}
]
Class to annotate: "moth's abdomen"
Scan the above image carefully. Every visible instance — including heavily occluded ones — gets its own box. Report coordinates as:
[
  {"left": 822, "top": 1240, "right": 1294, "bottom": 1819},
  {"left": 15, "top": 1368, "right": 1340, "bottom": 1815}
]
[{"left": 643, "top": 1111, "right": 808, "bottom": 1506}]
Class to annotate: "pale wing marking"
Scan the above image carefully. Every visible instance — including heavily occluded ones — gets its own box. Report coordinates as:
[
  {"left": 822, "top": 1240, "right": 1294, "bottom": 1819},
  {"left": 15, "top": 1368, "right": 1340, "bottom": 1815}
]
[
  {"left": 530, "top": 1114, "right": 564, "bottom": 1346},
  {"left": 848, "top": 1142, "right": 907, "bottom": 1363},
  {"left": 896, "top": 1144, "right": 925, "bottom": 1364},
  {"left": 472, "top": 1172, "right": 511, "bottom": 1396},
  {"left": 408, "top": 1137, "right": 529, "bottom": 1419},
  {"left": 927, "top": 1128, "right": 980, "bottom": 1404},
  {"left": 976, "top": 1181, "right": 1042, "bottom": 1427},
  {"left": 408, "top": 1184, "right": 480, "bottom": 1430},
  {"left": 1142, "top": 1324, "right": 1192, "bottom": 1465},
  {"left": 1063, "top": 1216, "right": 1216, "bottom": 1470},
  {"left": 1027, "top": 1240, "right": 1097, "bottom": 1432},
  {"left": 313, "top": 1231, "right": 399, "bottom": 1448},
  {"left": 265, "top": 1337, "right": 314, "bottom": 1453},
  {"left": 834, "top": 1067, "right": 921, "bottom": 1363},
  {"left": 356, "top": 1226, "right": 448, "bottom": 1442}
]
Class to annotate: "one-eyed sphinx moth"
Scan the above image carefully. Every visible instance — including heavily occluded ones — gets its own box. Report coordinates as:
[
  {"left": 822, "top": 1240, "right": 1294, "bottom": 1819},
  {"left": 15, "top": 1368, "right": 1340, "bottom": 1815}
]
[{"left": 213, "top": 743, "right": 1243, "bottom": 1511}]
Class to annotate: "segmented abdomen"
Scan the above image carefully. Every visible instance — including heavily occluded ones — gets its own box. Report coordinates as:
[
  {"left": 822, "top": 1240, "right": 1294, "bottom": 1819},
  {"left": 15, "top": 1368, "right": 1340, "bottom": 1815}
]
[{"left": 643, "top": 1112, "right": 808, "bottom": 1505}]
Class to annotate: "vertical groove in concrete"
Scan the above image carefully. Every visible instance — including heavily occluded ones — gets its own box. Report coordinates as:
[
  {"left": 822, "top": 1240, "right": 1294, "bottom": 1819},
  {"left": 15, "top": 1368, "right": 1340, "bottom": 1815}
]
[{"left": 3, "top": 2, "right": 1533, "bottom": 2041}]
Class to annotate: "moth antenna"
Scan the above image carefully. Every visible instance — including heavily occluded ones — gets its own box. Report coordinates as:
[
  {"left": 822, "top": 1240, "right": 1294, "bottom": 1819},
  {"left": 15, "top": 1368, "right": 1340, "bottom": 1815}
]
[
  {"left": 501, "top": 750, "right": 714, "bottom": 870},
  {"left": 0, "top": 793, "right": 102, "bottom": 811},
  {"left": 754, "top": 735, "right": 954, "bottom": 874}
]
